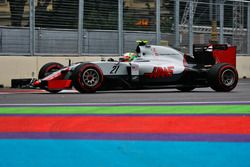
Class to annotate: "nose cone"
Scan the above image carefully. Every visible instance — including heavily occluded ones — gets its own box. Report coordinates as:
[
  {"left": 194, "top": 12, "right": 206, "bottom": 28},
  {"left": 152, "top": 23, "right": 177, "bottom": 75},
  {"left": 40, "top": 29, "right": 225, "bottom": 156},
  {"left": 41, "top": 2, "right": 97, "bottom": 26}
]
[{"left": 33, "top": 80, "right": 41, "bottom": 87}]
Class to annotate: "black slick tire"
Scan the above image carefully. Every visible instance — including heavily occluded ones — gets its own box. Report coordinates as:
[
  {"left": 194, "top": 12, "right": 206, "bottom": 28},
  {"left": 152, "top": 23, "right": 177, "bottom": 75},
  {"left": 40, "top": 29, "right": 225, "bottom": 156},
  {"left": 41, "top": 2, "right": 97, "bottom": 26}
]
[
  {"left": 208, "top": 63, "right": 238, "bottom": 92},
  {"left": 72, "top": 63, "right": 104, "bottom": 93},
  {"left": 38, "top": 62, "right": 64, "bottom": 93}
]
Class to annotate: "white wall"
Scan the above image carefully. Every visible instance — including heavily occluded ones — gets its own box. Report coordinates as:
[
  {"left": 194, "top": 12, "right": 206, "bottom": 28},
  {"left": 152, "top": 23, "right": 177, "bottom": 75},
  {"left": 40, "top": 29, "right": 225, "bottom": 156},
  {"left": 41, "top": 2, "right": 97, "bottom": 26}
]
[
  {"left": 0, "top": 56, "right": 250, "bottom": 87},
  {"left": 236, "top": 56, "right": 250, "bottom": 79}
]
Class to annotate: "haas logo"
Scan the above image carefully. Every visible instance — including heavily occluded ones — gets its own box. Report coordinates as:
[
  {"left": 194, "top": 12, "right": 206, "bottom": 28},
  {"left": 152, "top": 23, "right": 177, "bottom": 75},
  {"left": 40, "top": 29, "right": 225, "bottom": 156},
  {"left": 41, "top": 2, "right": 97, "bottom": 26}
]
[{"left": 144, "top": 66, "right": 174, "bottom": 78}]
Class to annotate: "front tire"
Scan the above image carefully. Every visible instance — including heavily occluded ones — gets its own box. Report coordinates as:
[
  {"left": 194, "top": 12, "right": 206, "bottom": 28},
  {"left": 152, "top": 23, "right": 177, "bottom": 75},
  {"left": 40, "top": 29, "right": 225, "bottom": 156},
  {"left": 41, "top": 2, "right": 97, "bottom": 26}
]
[
  {"left": 72, "top": 63, "right": 104, "bottom": 93},
  {"left": 38, "top": 62, "right": 64, "bottom": 93},
  {"left": 38, "top": 62, "right": 64, "bottom": 79},
  {"left": 208, "top": 63, "right": 238, "bottom": 92}
]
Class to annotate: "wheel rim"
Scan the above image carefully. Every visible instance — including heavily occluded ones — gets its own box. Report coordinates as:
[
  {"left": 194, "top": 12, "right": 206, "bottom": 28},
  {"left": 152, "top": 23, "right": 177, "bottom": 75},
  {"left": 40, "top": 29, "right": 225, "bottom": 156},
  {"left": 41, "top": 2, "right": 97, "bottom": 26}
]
[
  {"left": 82, "top": 68, "right": 100, "bottom": 87},
  {"left": 221, "top": 69, "right": 235, "bottom": 86}
]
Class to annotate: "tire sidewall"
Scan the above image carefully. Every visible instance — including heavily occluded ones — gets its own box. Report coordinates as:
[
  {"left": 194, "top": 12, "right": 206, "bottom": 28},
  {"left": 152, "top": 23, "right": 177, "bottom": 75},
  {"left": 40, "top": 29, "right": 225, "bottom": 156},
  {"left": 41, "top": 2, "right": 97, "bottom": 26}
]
[
  {"left": 217, "top": 65, "right": 238, "bottom": 91},
  {"left": 208, "top": 63, "right": 238, "bottom": 92},
  {"left": 38, "top": 62, "right": 64, "bottom": 79},
  {"left": 38, "top": 62, "right": 64, "bottom": 93},
  {"left": 73, "top": 63, "right": 104, "bottom": 93}
]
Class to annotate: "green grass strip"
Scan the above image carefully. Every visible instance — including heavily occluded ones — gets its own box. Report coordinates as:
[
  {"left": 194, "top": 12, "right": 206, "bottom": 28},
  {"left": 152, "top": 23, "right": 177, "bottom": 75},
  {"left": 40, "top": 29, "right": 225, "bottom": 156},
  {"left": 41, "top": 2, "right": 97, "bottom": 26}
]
[{"left": 0, "top": 105, "right": 250, "bottom": 114}]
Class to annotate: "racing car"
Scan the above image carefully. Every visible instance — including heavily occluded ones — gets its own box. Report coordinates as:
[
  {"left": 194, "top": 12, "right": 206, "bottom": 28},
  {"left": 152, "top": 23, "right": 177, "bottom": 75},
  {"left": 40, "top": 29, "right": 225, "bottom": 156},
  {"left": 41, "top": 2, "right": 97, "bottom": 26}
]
[{"left": 33, "top": 41, "right": 238, "bottom": 93}]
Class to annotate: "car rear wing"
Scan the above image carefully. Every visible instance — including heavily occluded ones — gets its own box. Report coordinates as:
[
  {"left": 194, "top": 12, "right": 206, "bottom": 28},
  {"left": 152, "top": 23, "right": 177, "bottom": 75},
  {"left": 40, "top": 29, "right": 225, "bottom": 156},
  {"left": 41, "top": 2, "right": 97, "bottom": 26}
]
[{"left": 193, "top": 44, "right": 236, "bottom": 67}]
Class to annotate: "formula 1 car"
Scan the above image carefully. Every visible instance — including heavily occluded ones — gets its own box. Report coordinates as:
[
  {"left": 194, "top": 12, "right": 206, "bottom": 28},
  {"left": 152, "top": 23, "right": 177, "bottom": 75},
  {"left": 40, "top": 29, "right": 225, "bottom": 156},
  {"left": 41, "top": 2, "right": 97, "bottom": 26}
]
[{"left": 33, "top": 41, "right": 238, "bottom": 93}]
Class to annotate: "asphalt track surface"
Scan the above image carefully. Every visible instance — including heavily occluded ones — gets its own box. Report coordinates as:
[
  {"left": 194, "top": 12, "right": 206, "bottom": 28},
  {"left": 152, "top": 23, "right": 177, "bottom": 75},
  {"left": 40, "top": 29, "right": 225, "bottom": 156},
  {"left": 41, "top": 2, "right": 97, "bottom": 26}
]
[
  {"left": 0, "top": 79, "right": 250, "bottom": 167},
  {"left": 0, "top": 79, "right": 249, "bottom": 106}
]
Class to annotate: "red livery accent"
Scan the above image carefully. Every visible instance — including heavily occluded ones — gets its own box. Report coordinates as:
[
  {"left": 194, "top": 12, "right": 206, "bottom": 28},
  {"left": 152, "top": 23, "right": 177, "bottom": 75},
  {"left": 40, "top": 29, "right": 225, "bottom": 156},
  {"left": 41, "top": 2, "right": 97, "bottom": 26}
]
[
  {"left": 144, "top": 66, "right": 174, "bottom": 78},
  {"left": 43, "top": 68, "right": 70, "bottom": 81},
  {"left": 213, "top": 46, "right": 236, "bottom": 67},
  {"left": 47, "top": 80, "right": 72, "bottom": 89},
  {"left": 1, "top": 116, "right": 250, "bottom": 134}
]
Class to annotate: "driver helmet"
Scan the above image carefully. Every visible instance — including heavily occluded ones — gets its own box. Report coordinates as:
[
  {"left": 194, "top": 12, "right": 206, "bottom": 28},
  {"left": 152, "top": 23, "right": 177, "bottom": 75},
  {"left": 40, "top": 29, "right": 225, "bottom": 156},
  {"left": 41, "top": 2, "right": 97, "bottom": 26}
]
[{"left": 122, "top": 52, "right": 137, "bottom": 62}]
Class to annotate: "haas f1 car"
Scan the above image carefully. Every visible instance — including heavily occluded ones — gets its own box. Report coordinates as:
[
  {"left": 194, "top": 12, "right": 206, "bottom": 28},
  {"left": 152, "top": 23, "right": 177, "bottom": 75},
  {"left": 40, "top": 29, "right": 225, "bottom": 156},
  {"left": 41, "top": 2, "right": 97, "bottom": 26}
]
[{"left": 33, "top": 42, "right": 238, "bottom": 93}]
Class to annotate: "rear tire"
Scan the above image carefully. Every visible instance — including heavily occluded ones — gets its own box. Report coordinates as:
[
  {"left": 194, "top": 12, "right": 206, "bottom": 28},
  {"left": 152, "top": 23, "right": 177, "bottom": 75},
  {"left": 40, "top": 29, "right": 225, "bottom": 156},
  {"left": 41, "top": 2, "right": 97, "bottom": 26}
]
[
  {"left": 38, "top": 62, "right": 64, "bottom": 93},
  {"left": 208, "top": 63, "right": 238, "bottom": 92},
  {"left": 72, "top": 63, "right": 104, "bottom": 93}
]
